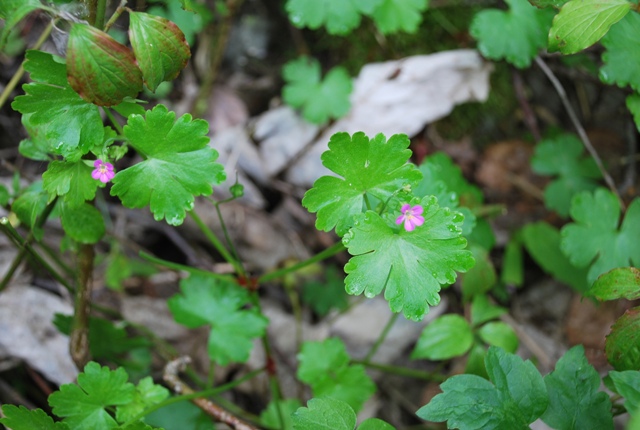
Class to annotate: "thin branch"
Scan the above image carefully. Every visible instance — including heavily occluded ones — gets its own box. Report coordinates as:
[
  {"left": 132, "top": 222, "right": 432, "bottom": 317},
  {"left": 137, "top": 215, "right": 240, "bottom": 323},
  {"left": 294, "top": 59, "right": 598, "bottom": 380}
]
[{"left": 535, "top": 56, "right": 625, "bottom": 210}]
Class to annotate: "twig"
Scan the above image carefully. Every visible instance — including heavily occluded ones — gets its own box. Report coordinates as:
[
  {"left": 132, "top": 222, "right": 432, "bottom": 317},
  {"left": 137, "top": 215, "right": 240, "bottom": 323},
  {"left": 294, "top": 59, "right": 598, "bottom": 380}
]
[
  {"left": 535, "top": 56, "right": 625, "bottom": 210},
  {"left": 104, "top": 0, "right": 128, "bottom": 33},
  {"left": 70, "top": 244, "right": 95, "bottom": 369},
  {"left": 163, "top": 357, "right": 259, "bottom": 430},
  {"left": 513, "top": 70, "right": 541, "bottom": 141}
]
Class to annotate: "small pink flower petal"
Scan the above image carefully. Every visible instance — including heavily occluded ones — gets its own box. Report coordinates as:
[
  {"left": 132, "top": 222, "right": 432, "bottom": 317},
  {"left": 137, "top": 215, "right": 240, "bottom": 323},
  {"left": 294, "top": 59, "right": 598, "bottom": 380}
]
[
  {"left": 410, "top": 205, "right": 423, "bottom": 216},
  {"left": 396, "top": 214, "right": 406, "bottom": 225},
  {"left": 401, "top": 203, "right": 412, "bottom": 214},
  {"left": 412, "top": 216, "right": 425, "bottom": 227}
]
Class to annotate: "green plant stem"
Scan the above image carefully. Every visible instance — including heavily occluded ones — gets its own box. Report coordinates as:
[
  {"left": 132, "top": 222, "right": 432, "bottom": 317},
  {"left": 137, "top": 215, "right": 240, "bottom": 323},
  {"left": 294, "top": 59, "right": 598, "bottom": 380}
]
[
  {"left": 122, "top": 368, "right": 264, "bottom": 427},
  {"left": 352, "top": 360, "right": 447, "bottom": 382},
  {"left": 138, "top": 250, "right": 235, "bottom": 282},
  {"left": 95, "top": 0, "right": 107, "bottom": 29},
  {"left": 0, "top": 19, "right": 55, "bottom": 110},
  {"left": 104, "top": 108, "right": 124, "bottom": 135},
  {"left": 70, "top": 244, "right": 95, "bottom": 369},
  {"left": 364, "top": 194, "right": 373, "bottom": 211},
  {"left": 535, "top": 56, "right": 625, "bottom": 210},
  {"left": 38, "top": 241, "right": 75, "bottom": 278},
  {"left": 188, "top": 210, "right": 245, "bottom": 276},
  {"left": 103, "top": 0, "right": 128, "bottom": 33},
  {"left": 363, "top": 312, "right": 399, "bottom": 363},
  {"left": 214, "top": 203, "right": 242, "bottom": 267},
  {"left": 258, "top": 242, "right": 346, "bottom": 283}
]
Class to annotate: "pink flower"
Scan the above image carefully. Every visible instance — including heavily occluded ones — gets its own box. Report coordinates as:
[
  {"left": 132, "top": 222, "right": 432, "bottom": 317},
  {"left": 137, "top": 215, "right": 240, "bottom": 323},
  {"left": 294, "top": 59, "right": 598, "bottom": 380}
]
[
  {"left": 91, "top": 159, "right": 115, "bottom": 183},
  {"left": 396, "top": 204, "right": 424, "bottom": 232}
]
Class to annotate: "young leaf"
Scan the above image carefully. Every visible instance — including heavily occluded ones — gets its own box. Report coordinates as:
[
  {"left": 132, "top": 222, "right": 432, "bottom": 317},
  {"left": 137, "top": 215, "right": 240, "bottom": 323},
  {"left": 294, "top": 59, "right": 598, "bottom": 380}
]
[
  {"left": 297, "top": 338, "right": 375, "bottom": 412},
  {"left": 260, "top": 399, "right": 302, "bottom": 430},
  {"left": 66, "top": 24, "right": 142, "bottom": 106},
  {"left": 600, "top": 12, "right": 640, "bottom": 92},
  {"left": 285, "top": 0, "right": 381, "bottom": 35},
  {"left": 11, "top": 181, "right": 49, "bottom": 240},
  {"left": 168, "top": 274, "right": 268, "bottom": 365},
  {"left": 48, "top": 362, "right": 135, "bottom": 430},
  {"left": 12, "top": 50, "right": 103, "bottom": 159},
  {"left": 522, "top": 221, "right": 590, "bottom": 292},
  {"left": 370, "top": 0, "right": 428, "bottom": 34},
  {"left": 59, "top": 201, "right": 105, "bottom": 244},
  {"left": 115, "top": 377, "right": 170, "bottom": 423},
  {"left": 589, "top": 267, "right": 640, "bottom": 301},
  {"left": 548, "top": 0, "right": 631, "bottom": 54},
  {"left": 128, "top": 11, "right": 191, "bottom": 92},
  {"left": 471, "top": 294, "right": 507, "bottom": 327},
  {"left": 418, "top": 347, "right": 547, "bottom": 428},
  {"left": 411, "top": 314, "right": 474, "bottom": 360},
  {"left": 302, "top": 267, "right": 349, "bottom": 316},
  {"left": 282, "top": 57, "right": 352, "bottom": 124},
  {"left": 110, "top": 104, "right": 225, "bottom": 226},
  {"left": 609, "top": 370, "right": 640, "bottom": 416},
  {"left": 541, "top": 345, "right": 613, "bottom": 429},
  {"left": 292, "top": 397, "right": 356, "bottom": 430},
  {"left": 302, "top": 132, "right": 422, "bottom": 237},
  {"left": 342, "top": 196, "right": 474, "bottom": 321},
  {"left": 531, "top": 133, "right": 601, "bottom": 217},
  {"left": 478, "top": 322, "right": 519, "bottom": 353},
  {"left": 470, "top": 0, "right": 554, "bottom": 68},
  {"left": 461, "top": 244, "right": 497, "bottom": 300},
  {"left": 0, "top": 405, "right": 69, "bottom": 430},
  {"left": 42, "top": 160, "right": 99, "bottom": 207},
  {"left": 605, "top": 306, "right": 640, "bottom": 371},
  {"left": 560, "top": 188, "right": 640, "bottom": 285},
  {"left": 358, "top": 418, "right": 396, "bottom": 430}
]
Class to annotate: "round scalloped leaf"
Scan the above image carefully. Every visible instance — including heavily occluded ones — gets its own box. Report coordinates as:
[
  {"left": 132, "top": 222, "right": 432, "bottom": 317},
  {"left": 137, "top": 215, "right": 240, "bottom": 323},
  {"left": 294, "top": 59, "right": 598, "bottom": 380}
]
[
  {"left": 370, "top": 0, "right": 428, "bottom": 34},
  {"left": 411, "top": 314, "right": 473, "bottom": 360},
  {"left": 67, "top": 24, "right": 143, "bottom": 106},
  {"left": 128, "top": 11, "right": 191, "bottom": 92},
  {"left": 292, "top": 398, "right": 356, "bottom": 430},
  {"left": 589, "top": 267, "right": 640, "bottom": 301},
  {"left": 600, "top": 12, "right": 640, "bottom": 92},
  {"left": 606, "top": 306, "right": 640, "bottom": 370},
  {"left": 285, "top": 0, "right": 381, "bottom": 35},
  {"left": 548, "top": 0, "right": 631, "bottom": 54},
  {"left": 60, "top": 202, "right": 105, "bottom": 244}
]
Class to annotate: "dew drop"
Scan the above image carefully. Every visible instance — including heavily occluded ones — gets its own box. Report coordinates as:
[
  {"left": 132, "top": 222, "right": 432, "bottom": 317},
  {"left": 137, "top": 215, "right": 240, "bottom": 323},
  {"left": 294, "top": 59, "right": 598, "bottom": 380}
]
[
  {"left": 185, "top": 201, "right": 194, "bottom": 210},
  {"left": 452, "top": 213, "right": 463, "bottom": 223},
  {"left": 443, "top": 208, "right": 451, "bottom": 215},
  {"left": 55, "top": 141, "right": 64, "bottom": 149},
  {"left": 431, "top": 272, "right": 438, "bottom": 279},
  {"left": 445, "top": 273, "right": 455, "bottom": 284},
  {"left": 364, "top": 290, "right": 375, "bottom": 298},
  {"left": 427, "top": 196, "right": 437, "bottom": 205},
  {"left": 447, "top": 225, "right": 457, "bottom": 233},
  {"left": 290, "top": 14, "right": 302, "bottom": 25}
]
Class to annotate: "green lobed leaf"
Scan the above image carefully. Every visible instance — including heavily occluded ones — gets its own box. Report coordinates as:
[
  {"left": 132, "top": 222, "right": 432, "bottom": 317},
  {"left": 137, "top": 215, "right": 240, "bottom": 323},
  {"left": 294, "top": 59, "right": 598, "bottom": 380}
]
[
  {"left": 297, "top": 338, "right": 375, "bottom": 413},
  {"left": 59, "top": 201, "right": 105, "bottom": 244},
  {"left": 49, "top": 362, "right": 135, "bottom": 430},
  {"left": 411, "top": 314, "right": 473, "bottom": 360},
  {"left": 531, "top": 133, "right": 602, "bottom": 217},
  {"left": 12, "top": 50, "right": 103, "bottom": 159},
  {"left": 260, "top": 399, "right": 302, "bottom": 430},
  {"left": 528, "top": 0, "right": 569, "bottom": 8},
  {"left": 589, "top": 267, "right": 640, "bottom": 301},
  {"left": 471, "top": 294, "right": 507, "bottom": 327},
  {"left": 343, "top": 196, "right": 474, "bottom": 321},
  {"left": 42, "top": 160, "right": 99, "bottom": 207},
  {"left": 370, "top": 0, "right": 429, "bottom": 34},
  {"left": 145, "top": 401, "right": 214, "bottom": 430},
  {"left": 11, "top": 181, "right": 48, "bottom": 241},
  {"left": 600, "top": 12, "right": 640, "bottom": 92},
  {"left": 301, "top": 267, "right": 349, "bottom": 316},
  {"left": 292, "top": 397, "right": 356, "bottom": 430},
  {"left": 606, "top": 306, "right": 640, "bottom": 371},
  {"left": 470, "top": 0, "right": 554, "bottom": 68},
  {"left": 128, "top": 11, "right": 191, "bottom": 92},
  {"left": 303, "top": 132, "right": 422, "bottom": 236},
  {"left": 548, "top": 0, "right": 631, "bottom": 54},
  {"left": 522, "top": 221, "right": 590, "bottom": 291},
  {"left": 358, "top": 418, "right": 396, "bottom": 430},
  {"left": 111, "top": 104, "right": 225, "bottom": 226},
  {"left": 168, "top": 274, "right": 268, "bottom": 365},
  {"left": 561, "top": 188, "right": 640, "bottom": 285},
  {"left": 282, "top": 57, "right": 352, "bottom": 124},
  {"left": 115, "top": 377, "right": 170, "bottom": 423},
  {"left": 67, "top": 24, "right": 143, "bottom": 106},
  {"left": 609, "top": 370, "right": 640, "bottom": 416},
  {"left": 461, "top": 244, "right": 497, "bottom": 301},
  {"left": 0, "top": 404, "right": 69, "bottom": 430},
  {"left": 465, "top": 342, "right": 489, "bottom": 378},
  {"left": 541, "top": 345, "right": 613, "bottom": 429},
  {"left": 478, "top": 322, "right": 519, "bottom": 353},
  {"left": 285, "top": 0, "right": 382, "bottom": 35}
]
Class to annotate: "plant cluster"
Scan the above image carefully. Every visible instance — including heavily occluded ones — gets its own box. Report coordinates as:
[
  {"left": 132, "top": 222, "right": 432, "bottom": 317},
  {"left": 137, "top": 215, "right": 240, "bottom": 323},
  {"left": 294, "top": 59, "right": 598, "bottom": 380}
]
[{"left": 0, "top": 0, "right": 639, "bottom": 429}]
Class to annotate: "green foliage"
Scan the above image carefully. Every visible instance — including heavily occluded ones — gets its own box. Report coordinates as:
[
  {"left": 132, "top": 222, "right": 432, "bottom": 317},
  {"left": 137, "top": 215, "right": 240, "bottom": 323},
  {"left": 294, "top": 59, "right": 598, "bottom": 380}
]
[
  {"left": 418, "top": 347, "right": 548, "bottom": 428},
  {"left": 470, "top": 294, "right": 507, "bottom": 327},
  {"left": 66, "top": 24, "right": 143, "bottom": 106},
  {"left": 0, "top": 0, "right": 54, "bottom": 50},
  {"left": 297, "top": 338, "right": 376, "bottom": 412},
  {"left": 285, "top": 0, "right": 379, "bottom": 35},
  {"left": 522, "top": 221, "right": 590, "bottom": 291},
  {"left": 105, "top": 252, "right": 158, "bottom": 291},
  {"left": 609, "top": 370, "right": 640, "bottom": 416},
  {"left": 282, "top": 56, "right": 352, "bottom": 124},
  {"left": 343, "top": 196, "right": 474, "bottom": 321},
  {"left": 128, "top": 11, "right": 190, "bottom": 92},
  {"left": 411, "top": 314, "right": 474, "bottom": 360},
  {"left": 548, "top": 0, "right": 631, "bottom": 54},
  {"left": 301, "top": 267, "right": 349, "bottom": 316},
  {"left": 42, "top": 160, "right": 99, "bottom": 207},
  {"left": 292, "top": 398, "right": 396, "bottom": 430},
  {"left": 541, "top": 345, "right": 613, "bottom": 429},
  {"left": 588, "top": 267, "right": 640, "bottom": 301},
  {"left": 605, "top": 306, "right": 640, "bottom": 370},
  {"left": 110, "top": 104, "right": 225, "bottom": 226},
  {"left": 628, "top": 93, "right": 640, "bottom": 131},
  {"left": 370, "top": 0, "right": 429, "bottom": 34},
  {"left": 148, "top": 0, "right": 213, "bottom": 45},
  {"left": 12, "top": 50, "right": 104, "bottom": 161},
  {"left": 11, "top": 181, "right": 48, "bottom": 240},
  {"left": 168, "top": 274, "right": 268, "bottom": 365},
  {"left": 145, "top": 401, "right": 214, "bottom": 430},
  {"left": 461, "top": 244, "right": 497, "bottom": 300},
  {"left": 470, "top": 0, "right": 554, "bottom": 68},
  {"left": 115, "top": 377, "right": 169, "bottom": 423},
  {"left": 561, "top": 188, "right": 640, "bottom": 285},
  {"left": 531, "top": 133, "right": 602, "bottom": 217},
  {"left": 260, "top": 399, "right": 302, "bottom": 430},
  {"left": 303, "top": 132, "right": 422, "bottom": 237},
  {"left": 0, "top": 404, "right": 69, "bottom": 430},
  {"left": 477, "top": 322, "right": 519, "bottom": 352},
  {"left": 600, "top": 12, "right": 640, "bottom": 92}
]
